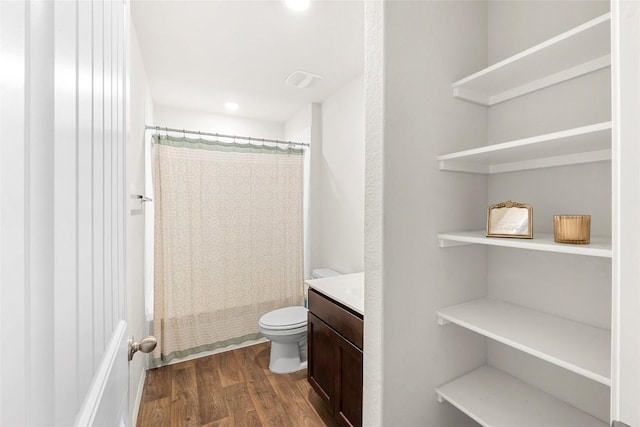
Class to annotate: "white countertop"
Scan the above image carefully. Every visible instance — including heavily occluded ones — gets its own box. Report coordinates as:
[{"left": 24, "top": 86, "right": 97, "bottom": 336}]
[{"left": 305, "top": 272, "right": 364, "bottom": 315}]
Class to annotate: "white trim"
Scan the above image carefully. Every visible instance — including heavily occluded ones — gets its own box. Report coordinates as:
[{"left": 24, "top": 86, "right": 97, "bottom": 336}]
[
  {"left": 610, "top": 0, "right": 621, "bottom": 418},
  {"left": 610, "top": 0, "right": 640, "bottom": 425},
  {"left": 130, "top": 368, "right": 146, "bottom": 427}
]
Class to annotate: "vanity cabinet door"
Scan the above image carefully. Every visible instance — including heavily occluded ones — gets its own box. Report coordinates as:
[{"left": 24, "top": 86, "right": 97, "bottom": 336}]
[
  {"left": 308, "top": 312, "right": 336, "bottom": 409},
  {"left": 335, "top": 334, "right": 363, "bottom": 427}
]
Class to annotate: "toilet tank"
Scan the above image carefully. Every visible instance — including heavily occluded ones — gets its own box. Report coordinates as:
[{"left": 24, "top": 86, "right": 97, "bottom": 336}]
[{"left": 311, "top": 268, "right": 341, "bottom": 279}]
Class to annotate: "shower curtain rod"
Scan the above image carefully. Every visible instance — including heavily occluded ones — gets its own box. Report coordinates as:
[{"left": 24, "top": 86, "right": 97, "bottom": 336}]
[{"left": 145, "top": 125, "right": 310, "bottom": 148}]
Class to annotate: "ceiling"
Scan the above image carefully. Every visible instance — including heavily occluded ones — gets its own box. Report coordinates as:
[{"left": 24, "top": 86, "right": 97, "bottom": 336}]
[{"left": 131, "top": 0, "right": 364, "bottom": 123}]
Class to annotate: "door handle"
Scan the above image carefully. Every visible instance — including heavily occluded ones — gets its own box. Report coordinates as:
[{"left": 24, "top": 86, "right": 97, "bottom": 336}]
[{"left": 128, "top": 335, "right": 157, "bottom": 361}]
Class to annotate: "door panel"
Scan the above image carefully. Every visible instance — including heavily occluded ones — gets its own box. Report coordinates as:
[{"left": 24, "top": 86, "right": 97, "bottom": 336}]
[
  {"left": 0, "top": 0, "right": 131, "bottom": 425},
  {"left": 335, "top": 336, "right": 363, "bottom": 427},
  {"left": 307, "top": 313, "right": 336, "bottom": 409},
  {"left": 76, "top": 321, "right": 129, "bottom": 426}
]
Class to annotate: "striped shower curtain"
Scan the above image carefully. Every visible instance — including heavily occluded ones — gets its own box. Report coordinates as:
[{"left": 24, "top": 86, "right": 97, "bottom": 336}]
[{"left": 151, "top": 134, "right": 304, "bottom": 366}]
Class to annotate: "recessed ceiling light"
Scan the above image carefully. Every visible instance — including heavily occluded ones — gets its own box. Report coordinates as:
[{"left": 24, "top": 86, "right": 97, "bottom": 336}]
[
  {"left": 224, "top": 102, "right": 239, "bottom": 111},
  {"left": 284, "top": 0, "right": 310, "bottom": 11}
]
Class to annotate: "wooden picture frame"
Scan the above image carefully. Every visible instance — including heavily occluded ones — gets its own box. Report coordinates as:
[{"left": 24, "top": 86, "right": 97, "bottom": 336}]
[{"left": 487, "top": 201, "right": 533, "bottom": 239}]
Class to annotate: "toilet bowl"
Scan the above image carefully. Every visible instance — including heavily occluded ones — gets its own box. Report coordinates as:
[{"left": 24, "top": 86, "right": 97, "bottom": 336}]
[
  {"left": 259, "top": 306, "right": 308, "bottom": 374},
  {"left": 259, "top": 268, "right": 341, "bottom": 374}
]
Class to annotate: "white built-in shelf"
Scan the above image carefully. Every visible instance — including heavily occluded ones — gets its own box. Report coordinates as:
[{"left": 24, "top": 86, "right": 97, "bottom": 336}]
[
  {"left": 438, "top": 230, "right": 612, "bottom": 258},
  {"left": 436, "top": 297, "right": 611, "bottom": 385},
  {"left": 437, "top": 122, "right": 611, "bottom": 174},
  {"left": 452, "top": 13, "right": 611, "bottom": 106},
  {"left": 435, "top": 366, "right": 607, "bottom": 427}
]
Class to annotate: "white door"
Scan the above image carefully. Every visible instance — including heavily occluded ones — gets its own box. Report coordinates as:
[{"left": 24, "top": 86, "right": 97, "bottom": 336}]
[
  {"left": 611, "top": 1, "right": 640, "bottom": 426},
  {"left": 0, "top": 0, "right": 131, "bottom": 425}
]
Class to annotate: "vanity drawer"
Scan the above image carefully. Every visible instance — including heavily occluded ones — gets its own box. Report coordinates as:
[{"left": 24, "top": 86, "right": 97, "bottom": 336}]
[{"left": 308, "top": 288, "right": 363, "bottom": 350}]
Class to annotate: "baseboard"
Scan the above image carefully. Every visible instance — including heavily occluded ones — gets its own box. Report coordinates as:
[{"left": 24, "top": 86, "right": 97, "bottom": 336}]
[{"left": 131, "top": 367, "right": 147, "bottom": 426}]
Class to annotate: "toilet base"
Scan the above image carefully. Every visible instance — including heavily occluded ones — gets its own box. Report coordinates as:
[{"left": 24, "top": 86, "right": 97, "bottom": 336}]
[{"left": 268, "top": 338, "right": 307, "bottom": 374}]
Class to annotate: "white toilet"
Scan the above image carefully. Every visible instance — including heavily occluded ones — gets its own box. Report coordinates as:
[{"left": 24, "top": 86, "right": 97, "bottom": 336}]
[{"left": 258, "top": 268, "right": 341, "bottom": 374}]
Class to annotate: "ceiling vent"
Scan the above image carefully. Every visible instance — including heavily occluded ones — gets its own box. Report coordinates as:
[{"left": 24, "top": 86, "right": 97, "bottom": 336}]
[{"left": 285, "top": 70, "right": 323, "bottom": 89}]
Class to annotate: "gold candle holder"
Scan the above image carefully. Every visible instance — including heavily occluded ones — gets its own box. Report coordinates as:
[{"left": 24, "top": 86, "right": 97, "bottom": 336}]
[{"left": 554, "top": 215, "right": 591, "bottom": 244}]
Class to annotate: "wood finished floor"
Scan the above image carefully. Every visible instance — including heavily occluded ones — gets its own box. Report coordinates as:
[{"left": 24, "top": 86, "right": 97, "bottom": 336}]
[{"left": 137, "top": 342, "right": 337, "bottom": 427}]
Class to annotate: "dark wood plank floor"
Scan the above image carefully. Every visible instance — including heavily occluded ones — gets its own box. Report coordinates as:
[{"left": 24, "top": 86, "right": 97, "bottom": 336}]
[{"left": 137, "top": 342, "right": 337, "bottom": 427}]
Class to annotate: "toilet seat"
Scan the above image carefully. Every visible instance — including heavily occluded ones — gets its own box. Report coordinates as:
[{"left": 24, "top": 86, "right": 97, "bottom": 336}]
[{"left": 259, "top": 306, "right": 307, "bottom": 331}]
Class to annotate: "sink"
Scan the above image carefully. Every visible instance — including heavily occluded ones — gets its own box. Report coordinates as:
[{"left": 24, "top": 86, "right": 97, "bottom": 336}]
[{"left": 305, "top": 272, "right": 365, "bottom": 315}]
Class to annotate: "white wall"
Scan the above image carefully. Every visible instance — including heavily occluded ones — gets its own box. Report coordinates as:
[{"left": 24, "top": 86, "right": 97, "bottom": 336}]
[
  {"left": 313, "top": 75, "right": 366, "bottom": 275},
  {"left": 284, "top": 104, "right": 312, "bottom": 140},
  {"left": 284, "top": 77, "right": 366, "bottom": 278},
  {"left": 154, "top": 105, "right": 284, "bottom": 141},
  {"left": 370, "top": 2, "right": 489, "bottom": 424},
  {"left": 284, "top": 104, "right": 315, "bottom": 280},
  {"left": 363, "top": 3, "right": 384, "bottom": 423},
  {"left": 0, "top": 0, "right": 128, "bottom": 424},
  {"left": 128, "top": 22, "right": 154, "bottom": 425}
]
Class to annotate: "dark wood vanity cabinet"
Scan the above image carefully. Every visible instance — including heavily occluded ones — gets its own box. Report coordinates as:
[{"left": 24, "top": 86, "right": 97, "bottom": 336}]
[
  {"left": 307, "top": 288, "right": 363, "bottom": 427},
  {"left": 334, "top": 332, "right": 363, "bottom": 426},
  {"left": 308, "top": 313, "right": 336, "bottom": 407}
]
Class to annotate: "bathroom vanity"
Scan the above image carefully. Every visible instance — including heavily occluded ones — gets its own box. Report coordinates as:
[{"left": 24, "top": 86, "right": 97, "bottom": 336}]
[{"left": 306, "top": 273, "right": 364, "bottom": 427}]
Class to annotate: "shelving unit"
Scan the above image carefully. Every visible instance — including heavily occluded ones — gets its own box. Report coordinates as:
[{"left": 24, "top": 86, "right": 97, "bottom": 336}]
[
  {"left": 437, "top": 122, "right": 611, "bottom": 174},
  {"left": 436, "top": 298, "right": 610, "bottom": 385},
  {"left": 452, "top": 13, "right": 610, "bottom": 106},
  {"left": 437, "top": 231, "right": 612, "bottom": 258},
  {"left": 435, "top": 366, "right": 607, "bottom": 427},
  {"left": 436, "top": 9, "right": 613, "bottom": 426}
]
